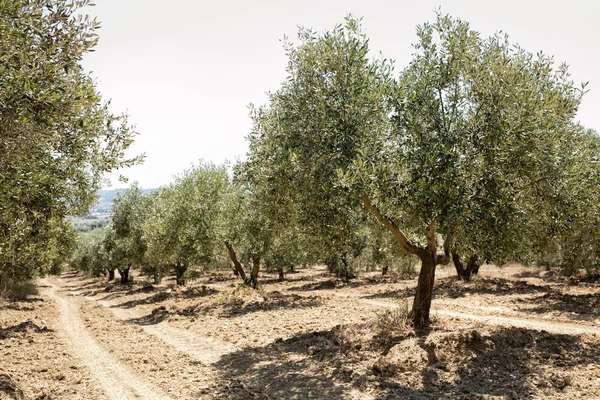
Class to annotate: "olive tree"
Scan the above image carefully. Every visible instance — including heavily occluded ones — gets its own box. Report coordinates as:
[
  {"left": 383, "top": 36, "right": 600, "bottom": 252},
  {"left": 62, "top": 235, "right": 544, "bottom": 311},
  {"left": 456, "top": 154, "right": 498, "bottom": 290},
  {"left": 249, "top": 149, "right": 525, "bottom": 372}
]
[
  {"left": 143, "top": 162, "right": 229, "bottom": 285},
  {"left": 359, "top": 14, "right": 581, "bottom": 325},
  {"left": 524, "top": 125, "right": 600, "bottom": 276},
  {"left": 0, "top": 0, "right": 141, "bottom": 284},
  {"left": 110, "top": 184, "right": 151, "bottom": 283},
  {"left": 246, "top": 17, "right": 387, "bottom": 281},
  {"left": 247, "top": 14, "right": 584, "bottom": 327}
]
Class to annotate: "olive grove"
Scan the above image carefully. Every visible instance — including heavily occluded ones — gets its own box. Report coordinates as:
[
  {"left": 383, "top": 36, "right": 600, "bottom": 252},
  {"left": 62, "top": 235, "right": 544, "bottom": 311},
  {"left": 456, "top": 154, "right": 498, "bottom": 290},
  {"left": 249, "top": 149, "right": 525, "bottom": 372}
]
[{"left": 62, "top": 13, "right": 600, "bottom": 329}]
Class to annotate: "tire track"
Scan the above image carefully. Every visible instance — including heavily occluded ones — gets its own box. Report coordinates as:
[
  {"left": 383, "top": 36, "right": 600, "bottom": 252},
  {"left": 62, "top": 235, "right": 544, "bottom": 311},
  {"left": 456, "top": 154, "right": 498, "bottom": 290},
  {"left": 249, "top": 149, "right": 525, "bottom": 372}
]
[
  {"left": 63, "top": 278, "right": 235, "bottom": 365},
  {"left": 98, "top": 301, "right": 234, "bottom": 365},
  {"left": 43, "top": 279, "right": 173, "bottom": 400}
]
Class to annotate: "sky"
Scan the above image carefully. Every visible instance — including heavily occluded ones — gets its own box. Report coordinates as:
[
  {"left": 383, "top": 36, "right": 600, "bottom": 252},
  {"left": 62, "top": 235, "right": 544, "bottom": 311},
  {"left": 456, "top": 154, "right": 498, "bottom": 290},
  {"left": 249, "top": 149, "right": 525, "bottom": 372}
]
[{"left": 81, "top": 0, "right": 600, "bottom": 189}]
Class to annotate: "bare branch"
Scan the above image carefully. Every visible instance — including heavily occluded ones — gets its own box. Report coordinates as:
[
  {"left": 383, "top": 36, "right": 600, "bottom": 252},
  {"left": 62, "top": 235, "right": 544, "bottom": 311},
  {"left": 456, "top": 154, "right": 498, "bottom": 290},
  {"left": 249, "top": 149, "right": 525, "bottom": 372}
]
[{"left": 360, "top": 194, "right": 424, "bottom": 256}]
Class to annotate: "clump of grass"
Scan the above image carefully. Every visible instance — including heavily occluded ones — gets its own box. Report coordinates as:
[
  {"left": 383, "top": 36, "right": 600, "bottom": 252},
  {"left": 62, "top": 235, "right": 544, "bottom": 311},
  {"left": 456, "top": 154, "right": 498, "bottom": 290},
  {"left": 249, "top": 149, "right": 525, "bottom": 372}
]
[
  {"left": 0, "top": 280, "right": 38, "bottom": 300},
  {"left": 374, "top": 300, "right": 411, "bottom": 334},
  {"left": 218, "top": 282, "right": 264, "bottom": 305}
]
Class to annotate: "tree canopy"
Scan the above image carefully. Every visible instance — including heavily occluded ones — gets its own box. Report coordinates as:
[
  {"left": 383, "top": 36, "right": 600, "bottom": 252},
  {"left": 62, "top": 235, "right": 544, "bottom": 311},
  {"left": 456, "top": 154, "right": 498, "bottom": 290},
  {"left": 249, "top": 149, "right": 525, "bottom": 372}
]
[
  {"left": 245, "top": 13, "right": 591, "bottom": 327},
  {"left": 0, "top": 0, "right": 141, "bottom": 285}
]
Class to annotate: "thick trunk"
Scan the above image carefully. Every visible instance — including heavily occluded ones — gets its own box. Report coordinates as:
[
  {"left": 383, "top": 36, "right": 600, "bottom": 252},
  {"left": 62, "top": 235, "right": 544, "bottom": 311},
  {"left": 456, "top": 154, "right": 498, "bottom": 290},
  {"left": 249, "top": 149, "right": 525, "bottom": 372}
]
[
  {"left": 382, "top": 265, "right": 389, "bottom": 276},
  {"left": 409, "top": 253, "right": 436, "bottom": 329},
  {"left": 466, "top": 255, "right": 480, "bottom": 279},
  {"left": 225, "top": 241, "right": 247, "bottom": 281},
  {"left": 340, "top": 256, "right": 355, "bottom": 281},
  {"left": 118, "top": 265, "right": 130, "bottom": 284},
  {"left": 277, "top": 267, "right": 285, "bottom": 281},
  {"left": 361, "top": 195, "right": 455, "bottom": 329},
  {"left": 452, "top": 252, "right": 479, "bottom": 281},
  {"left": 174, "top": 263, "right": 188, "bottom": 286},
  {"left": 107, "top": 268, "right": 115, "bottom": 282},
  {"left": 248, "top": 254, "right": 260, "bottom": 288},
  {"left": 472, "top": 259, "right": 481, "bottom": 275}
]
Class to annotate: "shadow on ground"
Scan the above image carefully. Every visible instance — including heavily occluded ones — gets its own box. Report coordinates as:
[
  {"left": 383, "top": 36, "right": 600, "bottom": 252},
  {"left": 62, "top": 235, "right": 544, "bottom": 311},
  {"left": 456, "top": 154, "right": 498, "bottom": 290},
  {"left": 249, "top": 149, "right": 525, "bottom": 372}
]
[
  {"left": 208, "top": 321, "right": 599, "bottom": 399},
  {"left": 366, "top": 277, "right": 551, "bottom": 301},
  {"left": 112, "top": 285, "right": 218, "bottom": 309},
  {"left": 0, "top": 320, "right": 53, "bottom": 340},
  {"left": 517, "top": 291, "right": 600, "bottom": 322}
]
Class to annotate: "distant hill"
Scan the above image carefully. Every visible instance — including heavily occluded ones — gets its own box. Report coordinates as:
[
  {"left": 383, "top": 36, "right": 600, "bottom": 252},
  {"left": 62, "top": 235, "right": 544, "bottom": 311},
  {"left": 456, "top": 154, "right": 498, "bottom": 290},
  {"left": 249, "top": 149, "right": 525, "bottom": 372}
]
[
  {"left": 93, "top": 189, "right": 156, "bottom": 214},
  {"left": 72, "top": 188, "right": 156, "bottom": 232}
]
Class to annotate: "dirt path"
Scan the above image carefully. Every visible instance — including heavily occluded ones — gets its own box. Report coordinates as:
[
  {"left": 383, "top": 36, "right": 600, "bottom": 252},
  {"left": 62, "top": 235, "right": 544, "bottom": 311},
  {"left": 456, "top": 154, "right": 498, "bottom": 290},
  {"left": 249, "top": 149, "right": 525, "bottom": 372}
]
[
  {"left": 43, "top": 279, "right": 173, "bottom": 400},
  {"left": 363, "top": 299, "right": 600, "bottom": 335}
]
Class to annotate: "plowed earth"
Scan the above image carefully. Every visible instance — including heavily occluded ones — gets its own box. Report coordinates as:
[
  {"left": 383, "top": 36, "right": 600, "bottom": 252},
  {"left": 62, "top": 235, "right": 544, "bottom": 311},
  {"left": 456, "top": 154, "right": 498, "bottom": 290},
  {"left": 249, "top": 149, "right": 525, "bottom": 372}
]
[{"left": 1, "top": 264, "right": 599, "bottom": 399}]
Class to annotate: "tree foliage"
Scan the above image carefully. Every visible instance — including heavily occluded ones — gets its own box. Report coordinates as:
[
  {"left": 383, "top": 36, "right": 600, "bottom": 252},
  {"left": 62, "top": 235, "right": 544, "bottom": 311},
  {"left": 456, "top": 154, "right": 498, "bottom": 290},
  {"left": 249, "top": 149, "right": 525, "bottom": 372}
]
[
  {"left": 245, "top": 14, "right": 589, "bottom": 327},
  {"left": 0, "top": 0, "right": 141, "bottom": 284}
]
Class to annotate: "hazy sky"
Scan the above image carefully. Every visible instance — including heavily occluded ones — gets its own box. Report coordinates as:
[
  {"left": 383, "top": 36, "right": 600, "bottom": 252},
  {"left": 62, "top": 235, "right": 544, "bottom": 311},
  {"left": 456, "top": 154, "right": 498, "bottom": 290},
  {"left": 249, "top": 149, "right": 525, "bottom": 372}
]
[{"left": 82, "top": 0, "right": 600, "bottom": 189}]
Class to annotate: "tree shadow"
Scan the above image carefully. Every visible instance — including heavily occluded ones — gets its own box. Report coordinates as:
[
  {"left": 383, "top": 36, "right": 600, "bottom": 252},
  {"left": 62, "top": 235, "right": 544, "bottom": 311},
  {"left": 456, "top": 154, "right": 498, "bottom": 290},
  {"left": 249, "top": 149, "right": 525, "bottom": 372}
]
[
  {"left": 175, "top": 291, "right": 322, "bottom": 319},
  {"left": 516, "top": 291, "right": 600, "bottom": 322},
  {"left": 0, "top": 372, "right": 25, "bottom": 400},
  {"left": 364, "top": 287, "right": 414, "bottom": 300},
  {"left": 287, "top": 275, "right": 414, "bottom": 293},
  {"left": 0, "top": 320, "right": 54, "bottom": 340},
  {"left": 112, "top": 286, "right": 218, "bottom": 309},
  {"left": 208, "top": 320, "right": 599, "bottom": 399},
  {"left": 286, "top": 279, "right": 342, "bottom": 291},
  {"left": 210, "top": 328, "right": 353, "bottom": 399},
  {"left": 366, "top": 277, "right": 551, "bottom": 301},
  {"left": 125, "top": 306, "right": 170, "bottom": 326}
]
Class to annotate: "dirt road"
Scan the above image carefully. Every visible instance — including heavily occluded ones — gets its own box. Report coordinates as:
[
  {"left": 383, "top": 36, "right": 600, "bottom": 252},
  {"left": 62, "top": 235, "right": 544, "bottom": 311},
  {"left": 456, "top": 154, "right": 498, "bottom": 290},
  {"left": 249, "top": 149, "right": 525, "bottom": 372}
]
[{"left": 43, "top": 279, "right": 173, "bottom": 400}]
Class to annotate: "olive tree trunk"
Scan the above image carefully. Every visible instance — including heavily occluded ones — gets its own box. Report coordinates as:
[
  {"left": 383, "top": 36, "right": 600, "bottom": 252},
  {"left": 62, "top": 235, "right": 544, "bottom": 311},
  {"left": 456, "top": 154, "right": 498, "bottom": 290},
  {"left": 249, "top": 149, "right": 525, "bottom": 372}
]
[
  {"left": 153, "top": 269, "right": 162, "bottom": 284},
  {"left": 410, "top": 252, "right": 437, "bottom": 327},
  {"left": 118, "top": 265, "right": 130, "bottom": 284},
  {"left": 174, "top": 263, "right": 188, "bottom": 286},
  {"left": 248, "top": 254, "right": 260, "bottom": 288},
  {"left": 225, "top": 241, "right": 247, "bottom": 282},
  {"left": 107, "top": 268, "right": 115, "bottom": 282},
  {"left": 452, "top": 252, "right": 480, "bottom": 281},
  {"left": 361, "top": 195, "right": 453, "bottom": 329}
]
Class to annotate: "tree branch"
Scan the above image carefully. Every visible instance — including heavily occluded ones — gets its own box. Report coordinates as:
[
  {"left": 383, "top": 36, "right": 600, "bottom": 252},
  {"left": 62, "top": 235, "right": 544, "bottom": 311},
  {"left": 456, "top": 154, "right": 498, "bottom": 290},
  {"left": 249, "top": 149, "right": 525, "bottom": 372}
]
[
  {"left": 225, "top": 241, "right": 247, "bottom": 281},
  {"left": 425, "top": 222, "right": 438, "bottom": 254},
  {"left": 360, "top": 194, "right": 423, "bottom": 256}
]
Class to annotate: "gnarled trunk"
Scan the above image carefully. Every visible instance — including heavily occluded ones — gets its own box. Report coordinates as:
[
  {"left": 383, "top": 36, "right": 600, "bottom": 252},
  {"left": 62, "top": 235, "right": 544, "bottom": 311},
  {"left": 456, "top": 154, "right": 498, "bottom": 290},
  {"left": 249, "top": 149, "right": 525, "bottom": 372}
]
[
  {"left": 248, "top": 254, "right": 260, "bottom": 288},
  {"left": 277, "top": 267, "right": 285, "bottom": 281},
  {"left": 472, "top": 260, "right": 481, "bottom": 275},
  {"left": 118, "top": 265, "right": 130, "bottom": 284},
  {"left": 382, "top": 265, "right": 389, "bottom": 276},
  {"left": 452, "top": 252, "right": 479, "bottom": 281},
  {"left": 107, "top": 268, "right": 115, "bottom": 282},
  {"left": 174, "top": 263, "right": 188, "bottom": 286},
  {"left": 360, "top": 195, "right": 454, "bottom": 329},
  {"left": 225, "top": 241, "right": 247, "bottom": 281},
  {"left": 340, "top": 256, "right": 355, "bottom": 281},
  {"left": 409, "top": 253, "right": 436, "bottom": 328}
]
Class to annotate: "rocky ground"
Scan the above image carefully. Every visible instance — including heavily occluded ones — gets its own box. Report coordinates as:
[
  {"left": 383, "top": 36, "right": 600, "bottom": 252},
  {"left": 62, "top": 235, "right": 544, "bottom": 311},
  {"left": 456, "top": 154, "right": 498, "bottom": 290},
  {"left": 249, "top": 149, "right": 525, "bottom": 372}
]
[{"left": 1, "top": 264, "right": 599, "bottom": 399}]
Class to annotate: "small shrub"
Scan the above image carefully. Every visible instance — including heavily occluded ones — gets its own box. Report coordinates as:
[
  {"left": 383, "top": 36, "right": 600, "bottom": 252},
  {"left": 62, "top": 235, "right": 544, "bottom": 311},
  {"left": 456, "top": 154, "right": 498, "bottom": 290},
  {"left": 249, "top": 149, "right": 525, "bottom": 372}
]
[
  {"left": 0, "top": 280, "right": 38, "bottom": 299},
  {"left": 218, "top": 283, "right": 264, "bottom": 305},
  {"left": 374, "top": 300, "right": 411, "bottom": 334}
]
